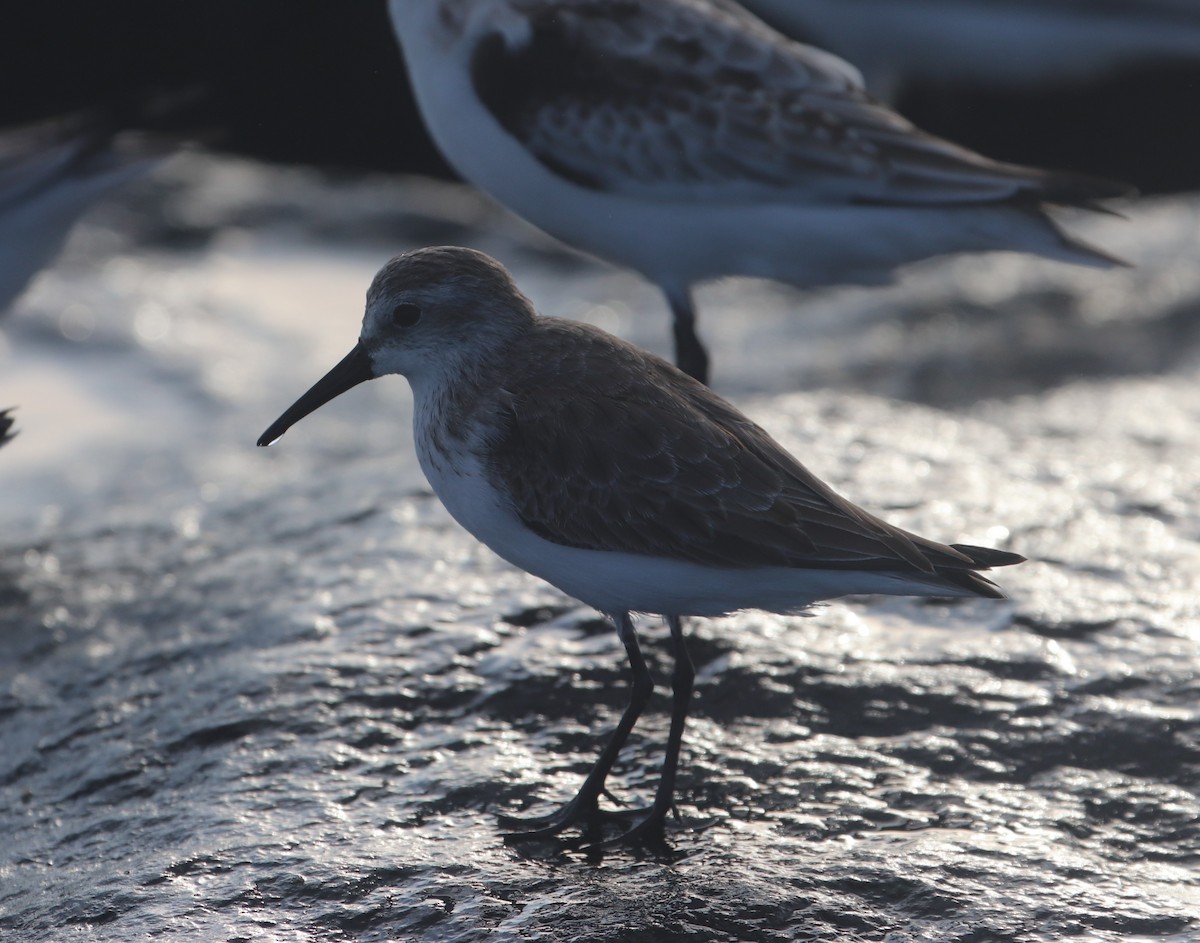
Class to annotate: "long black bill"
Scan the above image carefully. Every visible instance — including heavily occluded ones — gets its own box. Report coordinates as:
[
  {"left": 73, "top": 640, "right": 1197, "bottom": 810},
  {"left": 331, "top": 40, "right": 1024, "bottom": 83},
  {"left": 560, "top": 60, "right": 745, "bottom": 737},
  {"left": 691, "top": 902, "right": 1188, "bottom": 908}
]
[{"left": 257, "top": 343, "right": 374, "bottom": 447}]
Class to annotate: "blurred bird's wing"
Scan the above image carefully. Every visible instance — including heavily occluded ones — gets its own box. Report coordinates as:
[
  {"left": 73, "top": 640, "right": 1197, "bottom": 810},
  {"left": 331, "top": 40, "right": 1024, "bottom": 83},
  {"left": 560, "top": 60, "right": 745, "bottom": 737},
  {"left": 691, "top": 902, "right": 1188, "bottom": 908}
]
[{"left": 471, "top": 0, "right": 1126, "bottom": 206}]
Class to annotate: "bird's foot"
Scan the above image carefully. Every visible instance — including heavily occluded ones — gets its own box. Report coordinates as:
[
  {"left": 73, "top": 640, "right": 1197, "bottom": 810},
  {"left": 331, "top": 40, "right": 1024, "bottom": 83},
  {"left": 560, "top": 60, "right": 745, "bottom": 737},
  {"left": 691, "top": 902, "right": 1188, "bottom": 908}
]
[
  {"left": 502, "top": 793, "right": 706, "bottom": 856},
  {"left": 499, "top": 791, "right": 608, "bottom": 843},
  {"left": 499, "top": 789, "right": 664, "bottom": 843},
  {"left": 583, "top": 800, "right": 681, "bottom": 852},
  {"left": 587, "top": 802, "right": 720, "bottom": 855}
]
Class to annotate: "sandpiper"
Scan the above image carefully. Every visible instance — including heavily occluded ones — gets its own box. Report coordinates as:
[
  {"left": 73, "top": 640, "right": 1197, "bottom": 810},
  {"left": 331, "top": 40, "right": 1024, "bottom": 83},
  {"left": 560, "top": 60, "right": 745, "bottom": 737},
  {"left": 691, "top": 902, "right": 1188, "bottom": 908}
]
[
  {"left": 741, "top": 0, "right": 1200, "bottom": 100},
  {"left": 0, "top": 113, "right": 168, "bottom": 313},
  {"left": 258, "top": 246, "right": 1023, "bottom": 848},
  {"left": 386, "top": 0, "right": 1127, "bottom": 384}
]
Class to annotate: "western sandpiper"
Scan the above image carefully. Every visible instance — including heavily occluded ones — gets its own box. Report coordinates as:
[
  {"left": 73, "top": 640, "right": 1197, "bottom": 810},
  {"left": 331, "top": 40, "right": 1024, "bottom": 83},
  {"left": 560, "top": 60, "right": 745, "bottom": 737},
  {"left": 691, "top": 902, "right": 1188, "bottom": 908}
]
[
  {"left": 258, "top": 246, "right": 1023, "bottom": 848},
  {"left": 386, "top": 0, "right": 1127, "bottom": 384},
  {"left": 741, "top": 0, "right": 1200, "bottom": 100}
]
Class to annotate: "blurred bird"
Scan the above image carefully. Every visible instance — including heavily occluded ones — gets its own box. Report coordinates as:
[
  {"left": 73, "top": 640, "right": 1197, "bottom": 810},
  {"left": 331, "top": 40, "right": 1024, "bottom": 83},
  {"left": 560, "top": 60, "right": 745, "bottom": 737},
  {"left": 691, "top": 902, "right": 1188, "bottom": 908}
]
[
  {"left": 387, "top": 0, "right": 1128, "bottom": 385},
  {"left": 0, "top": 112, "right": 173, "bottom": 314}
]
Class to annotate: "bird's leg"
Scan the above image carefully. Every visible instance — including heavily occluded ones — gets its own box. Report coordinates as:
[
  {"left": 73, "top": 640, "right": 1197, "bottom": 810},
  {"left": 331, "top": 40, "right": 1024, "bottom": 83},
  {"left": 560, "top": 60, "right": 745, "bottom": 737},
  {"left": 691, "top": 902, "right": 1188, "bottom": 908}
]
[
  {"left": 665, "top": 285, "right": 710, "bottom": 386},
  {"left": 655, "top": 615, "right": 695, "bottom": 822},
  {"left": 599, "top": 614, "right": 696, "bottom": 849},
  {"left": 501, "top": 611, "right": 653, "bottom": 841}
]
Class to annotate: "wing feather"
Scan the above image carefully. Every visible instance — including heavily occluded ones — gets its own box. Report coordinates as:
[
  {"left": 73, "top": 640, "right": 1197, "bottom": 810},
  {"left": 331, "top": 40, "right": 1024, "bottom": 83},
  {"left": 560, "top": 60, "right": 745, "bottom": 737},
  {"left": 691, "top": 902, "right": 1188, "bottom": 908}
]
[
  {"left": 471, "top": 0, "right": 1127, "bottom": 206},
  {"left": 486, "top": 319, "right": 1009, "bottom": 580}
]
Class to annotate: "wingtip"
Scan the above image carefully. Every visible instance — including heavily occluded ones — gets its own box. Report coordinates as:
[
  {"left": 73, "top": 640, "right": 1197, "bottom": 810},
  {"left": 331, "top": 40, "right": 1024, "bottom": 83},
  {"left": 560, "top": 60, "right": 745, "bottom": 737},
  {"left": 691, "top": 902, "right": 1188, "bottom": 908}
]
[
  {"left": 950, "top": 543, "right": 1026, "bottom": 569},
  {"left": 930, "top": 543, "right": 1025, "bottom": 599},
  {"left": 1038, "top": 168, "right": 1137, "bottom": 209}
]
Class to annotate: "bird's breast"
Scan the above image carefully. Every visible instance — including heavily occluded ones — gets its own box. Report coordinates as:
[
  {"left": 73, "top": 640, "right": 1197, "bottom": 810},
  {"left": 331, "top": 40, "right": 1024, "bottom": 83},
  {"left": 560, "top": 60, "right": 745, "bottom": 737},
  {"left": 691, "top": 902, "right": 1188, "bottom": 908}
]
[{"left": 411, "top": 389, "right": 516, "bottom": 545}]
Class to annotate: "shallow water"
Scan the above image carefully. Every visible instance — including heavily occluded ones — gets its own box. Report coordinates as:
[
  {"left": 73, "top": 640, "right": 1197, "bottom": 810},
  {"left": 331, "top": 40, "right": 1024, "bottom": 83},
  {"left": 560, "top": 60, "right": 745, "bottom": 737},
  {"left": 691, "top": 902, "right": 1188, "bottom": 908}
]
[{"left": 1, "top": 155, "right": 1198, "bottom": 941}]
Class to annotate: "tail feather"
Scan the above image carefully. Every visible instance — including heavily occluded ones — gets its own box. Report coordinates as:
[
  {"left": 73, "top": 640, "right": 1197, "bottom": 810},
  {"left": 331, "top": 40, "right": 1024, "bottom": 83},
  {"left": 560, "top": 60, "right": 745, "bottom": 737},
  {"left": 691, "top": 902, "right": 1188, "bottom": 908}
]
[
  {"left": 1053, "top": 228, "right": 1131, "bottom": 269},
  {"left": 1019, "top": 167, "right": 1134, "bottom": 268},
  {"left": 978, "top": 162, "right": 1134, "bottom": 268}
]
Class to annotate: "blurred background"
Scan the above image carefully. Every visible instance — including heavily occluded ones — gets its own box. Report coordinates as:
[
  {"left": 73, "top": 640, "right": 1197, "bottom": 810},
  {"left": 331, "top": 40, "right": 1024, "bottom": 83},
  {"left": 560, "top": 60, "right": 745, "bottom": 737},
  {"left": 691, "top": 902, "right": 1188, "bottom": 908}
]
[{"left": 3, "top": 0, "right": 1200, "bottom": 190}]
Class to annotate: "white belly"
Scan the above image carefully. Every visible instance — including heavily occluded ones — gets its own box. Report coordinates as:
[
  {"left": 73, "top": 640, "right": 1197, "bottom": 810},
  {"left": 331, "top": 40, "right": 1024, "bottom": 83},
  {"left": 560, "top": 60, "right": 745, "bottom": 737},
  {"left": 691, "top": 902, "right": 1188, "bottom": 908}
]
[{"left": 415, "top": 433, "right": 970, "bottom": 618}]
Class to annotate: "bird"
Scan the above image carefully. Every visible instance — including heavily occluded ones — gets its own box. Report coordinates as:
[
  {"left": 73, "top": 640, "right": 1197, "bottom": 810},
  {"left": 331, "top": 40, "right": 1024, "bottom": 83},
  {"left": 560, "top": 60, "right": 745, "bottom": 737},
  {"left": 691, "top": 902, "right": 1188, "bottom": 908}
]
[
  {"left": 0, "top": 408, "right": 15, "bottom": 449},
  {"left": 739, "top": 0, "right": 1200, "bottom": 101},
  {"left": 257, "top": 245, "right": 1024, "bottom": 848},
  {"left": 385, "top": 0, "right": 1128, "bottom": 385},
  {"left": 0, "top": 112, "right": 171, "bottom": 314}
]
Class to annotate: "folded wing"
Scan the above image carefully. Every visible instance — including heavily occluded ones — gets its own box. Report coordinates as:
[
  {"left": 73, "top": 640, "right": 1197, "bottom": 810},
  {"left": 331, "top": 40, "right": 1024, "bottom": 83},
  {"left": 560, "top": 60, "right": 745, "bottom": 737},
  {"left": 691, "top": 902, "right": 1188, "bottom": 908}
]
[
  {"left": 471, "top": 0, "right": 1127, "bottom": 206},
  {"left": 487, "top": 320, "right": 1022, "bottom": 595}
]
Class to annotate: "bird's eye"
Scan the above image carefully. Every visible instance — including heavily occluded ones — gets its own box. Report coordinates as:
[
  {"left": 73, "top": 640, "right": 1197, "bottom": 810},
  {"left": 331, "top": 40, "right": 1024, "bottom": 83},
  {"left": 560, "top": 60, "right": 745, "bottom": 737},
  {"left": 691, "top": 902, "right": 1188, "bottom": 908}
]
[{"left": 391, "top": 303, "right": 421, "bottom": 328}]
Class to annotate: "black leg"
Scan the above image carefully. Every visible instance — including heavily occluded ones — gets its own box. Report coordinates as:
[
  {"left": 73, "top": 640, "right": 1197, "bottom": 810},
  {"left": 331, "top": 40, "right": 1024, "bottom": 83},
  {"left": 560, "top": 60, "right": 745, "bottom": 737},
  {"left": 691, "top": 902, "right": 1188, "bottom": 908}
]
[
  {"left": 501, "top": 611, "right": 653, "bottom": 841},
  {"left": 665, "top": 286, "right": 710, "bottom": 386},
  {"left": 600, "top": 614, "right": 695, "bottom": 849},
  {"left": 655, "top": 614, "right": 695, "bottom": 817}
]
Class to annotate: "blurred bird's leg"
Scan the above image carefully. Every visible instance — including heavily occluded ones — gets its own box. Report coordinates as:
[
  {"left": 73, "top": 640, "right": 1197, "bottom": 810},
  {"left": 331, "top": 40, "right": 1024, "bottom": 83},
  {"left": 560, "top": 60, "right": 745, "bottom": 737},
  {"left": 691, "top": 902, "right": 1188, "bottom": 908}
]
[{"left": 665, "top": 284, "right": 710, "bottom": 385}]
